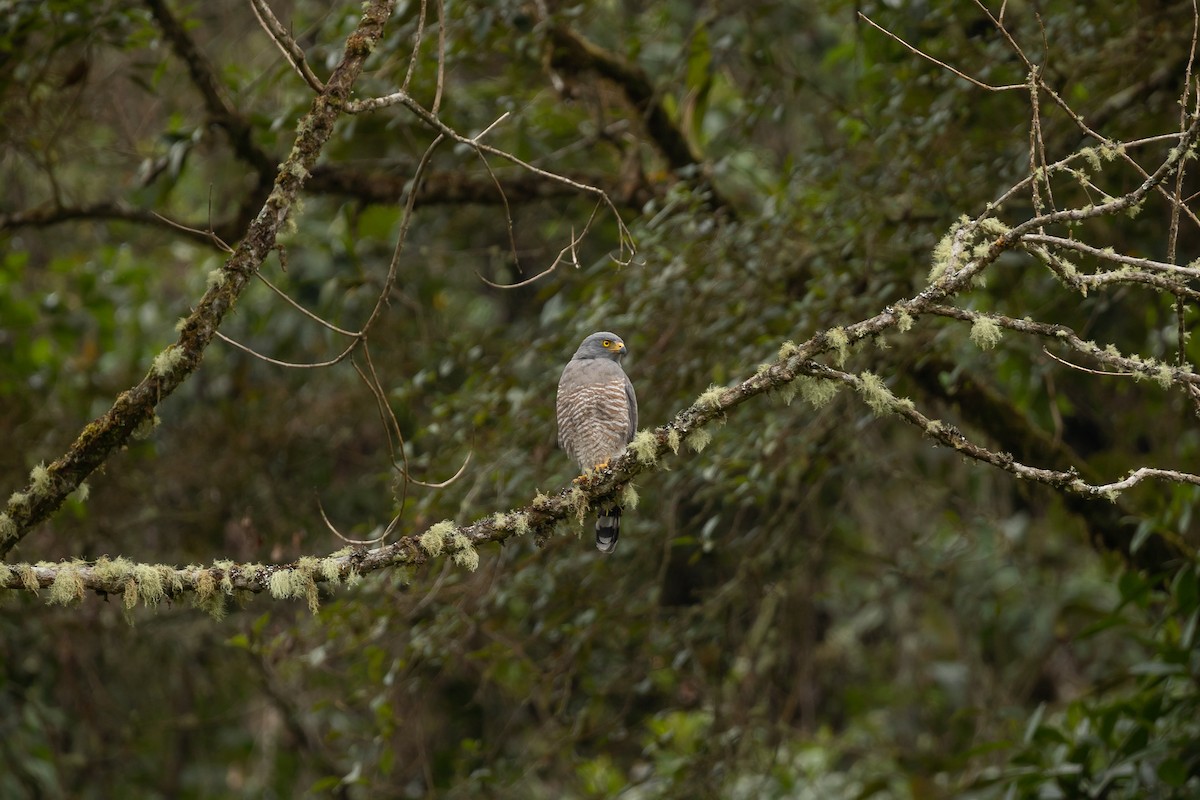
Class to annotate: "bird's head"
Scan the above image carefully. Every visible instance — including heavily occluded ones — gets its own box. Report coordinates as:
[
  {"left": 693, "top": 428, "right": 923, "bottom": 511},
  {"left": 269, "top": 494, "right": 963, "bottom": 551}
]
[{"left": 574, "top": 331, "right": 627, "bottom": 361}]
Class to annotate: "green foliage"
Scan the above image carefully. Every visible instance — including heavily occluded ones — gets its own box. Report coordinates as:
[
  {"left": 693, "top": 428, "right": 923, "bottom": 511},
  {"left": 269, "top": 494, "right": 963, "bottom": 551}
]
[
  {"left": 996, "top": 563, "right": 1200, "bottom": 799},
  {"left": 3, "top": 0, "right": 1200, "bottom": 797}
]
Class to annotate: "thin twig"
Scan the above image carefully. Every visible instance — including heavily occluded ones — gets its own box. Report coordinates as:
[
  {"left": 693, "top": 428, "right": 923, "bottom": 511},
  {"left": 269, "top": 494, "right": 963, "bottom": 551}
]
[
  {"left": 248, "top": 0, "right": 326, "bottom": 93},
  {"left": 857, "top": 11, "right": 1026, "bottom": 92}
]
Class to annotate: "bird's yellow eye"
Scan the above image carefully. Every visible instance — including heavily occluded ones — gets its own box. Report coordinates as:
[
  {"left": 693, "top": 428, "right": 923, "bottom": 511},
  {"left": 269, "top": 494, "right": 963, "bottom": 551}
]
[{"left": 602, "top": 339, "right": 612, "bottom": 348}]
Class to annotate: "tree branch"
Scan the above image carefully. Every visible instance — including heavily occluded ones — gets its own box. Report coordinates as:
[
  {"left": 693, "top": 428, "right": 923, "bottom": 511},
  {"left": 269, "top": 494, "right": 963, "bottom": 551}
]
[
  {"left": 0, "top": 0, "right": 399, "bottom": 558},
  {"left": 0, "top": 201, "right": 237, "bottom": 250}
]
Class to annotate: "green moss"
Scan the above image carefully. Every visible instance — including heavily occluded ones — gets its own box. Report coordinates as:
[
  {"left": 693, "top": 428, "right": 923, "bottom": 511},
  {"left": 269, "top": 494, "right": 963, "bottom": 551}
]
[
  {"left": 419, "top": 520, "right": 455, "bottom": 557},
  {"left": 970, "top": 317, "right": 1003, "bottom": 350},
  {"left": 629, "top": 429, "right": 659, "bottom": 466},
  {"left": 48, "top": 563, "right": 85, "bottom": 606}
]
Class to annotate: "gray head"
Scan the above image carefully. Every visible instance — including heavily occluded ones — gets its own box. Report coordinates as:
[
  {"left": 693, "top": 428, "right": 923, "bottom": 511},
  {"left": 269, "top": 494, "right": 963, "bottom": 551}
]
[{"left": 571, "top": 331, "right": 627, "bottom": 362}]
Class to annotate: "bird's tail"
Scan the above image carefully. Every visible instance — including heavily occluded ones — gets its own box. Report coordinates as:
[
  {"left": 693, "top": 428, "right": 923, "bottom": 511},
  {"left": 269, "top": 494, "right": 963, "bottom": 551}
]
[{"left": 595, "top": 507, "right": 621, "bottom": 553}]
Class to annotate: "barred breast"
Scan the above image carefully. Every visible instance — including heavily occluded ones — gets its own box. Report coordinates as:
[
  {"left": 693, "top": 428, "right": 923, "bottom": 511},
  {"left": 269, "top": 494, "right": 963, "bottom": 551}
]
[{"left": 556, "top": 363, "right": 633, "bottom": 471}]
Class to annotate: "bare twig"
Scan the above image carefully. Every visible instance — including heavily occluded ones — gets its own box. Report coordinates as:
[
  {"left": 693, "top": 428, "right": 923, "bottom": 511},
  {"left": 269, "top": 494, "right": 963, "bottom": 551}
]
[
  {"left": 249, "top": 0, "right": 326, "bottom": 93},
  {"left": 857, "top": 11, "right": 1026, "bottom": 92}
]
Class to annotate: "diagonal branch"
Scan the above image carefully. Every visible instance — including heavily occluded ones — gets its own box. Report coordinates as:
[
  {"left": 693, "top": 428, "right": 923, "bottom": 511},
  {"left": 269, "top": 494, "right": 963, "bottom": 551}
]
[{"left": 0, "top": 0, "right": 398, "bottom": 558}]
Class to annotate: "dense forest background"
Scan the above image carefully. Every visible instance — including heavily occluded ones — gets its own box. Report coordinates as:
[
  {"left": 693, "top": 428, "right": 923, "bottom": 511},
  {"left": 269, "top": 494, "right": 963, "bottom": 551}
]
[{"left": 3, "top": 0, "right": 1200, "bottom": 797}]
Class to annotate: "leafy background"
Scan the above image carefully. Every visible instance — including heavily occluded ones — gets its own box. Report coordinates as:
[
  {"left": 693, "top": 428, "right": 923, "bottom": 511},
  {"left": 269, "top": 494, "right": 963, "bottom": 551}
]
[{"left": 2, "top": 0, "right": 1199, "bottom": 797}]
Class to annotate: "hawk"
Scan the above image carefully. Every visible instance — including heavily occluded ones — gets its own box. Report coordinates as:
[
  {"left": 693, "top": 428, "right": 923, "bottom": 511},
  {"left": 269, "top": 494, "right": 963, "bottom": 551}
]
[{"left": 556, "top": 331, "right": 638, "bottom": 553}]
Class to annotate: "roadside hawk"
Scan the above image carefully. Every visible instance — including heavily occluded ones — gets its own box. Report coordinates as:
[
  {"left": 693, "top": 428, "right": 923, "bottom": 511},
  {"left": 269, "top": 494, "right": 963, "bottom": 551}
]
[{"left": 556, "top": 331, "right": 638, "bottom": 553}]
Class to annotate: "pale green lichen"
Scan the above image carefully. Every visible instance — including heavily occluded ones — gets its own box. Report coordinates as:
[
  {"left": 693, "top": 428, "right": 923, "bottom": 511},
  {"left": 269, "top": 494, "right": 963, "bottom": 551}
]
[
  {"left": 970, "top": 317, "right": 1003, "bottom": 350},
  {"left": 449, "top": 532, "right": 478, "bottom": 572},
  {"left": 319, "top": 558, "right": 342, "bottom": 585},
  {"left": 268, "top": 569, "right": 294, "bottom": 600},
  {"left": 686, "top": 428, "right": 712, "bottom": 453},
  {"left": 30, "top": 463, "right": 52, "bottom": 496},
  {"left": 492, "top": 512, "right": 513, "bottom": 530},
  {"left": 925, "top": 419, "right": 947, "bottom": 436},
  {"left": 827, "top": 327, "right": 850, "bottom": 366},
  {"left": 9, "top": 491, "right": 29, "bottom": 509},
  {"left": 206, "top": 269, "right": 227, "bottom": 289},
  {"left": 132, "top": 563, "right": 166, "bottom": 606},
  {"left": 420, "top": 521, "right": 455, "bottom": 557},
  {"left": 0, "top": 562, "right": 13, "bottom": 588},
  {"left": 696, "top": 384, "right": 725, "bottom": 411},
  {"left": 175, "top": 317, "right": 189, "bottom": 333},
  {"left": 897, "top": 310, "right": 914, "bottom": 333},
  {"left": 20, "top": 564, "right": 39, "bottom": 593},
  {"left": 858, "top": 372, "right": 896, "bottom": 416},
  {"left": 799, "top": 376, "right": 840, "bottom": 409},
  {"left": 294, "top": 557, "right": 321, "bottom": 613},
  {"left": 621, "top": 484, "right": 640, "bottom": 511},
  {"left": 452, "top": 545, "right": 480, "bottom": 572},
  {"left": 1154, "top": 364, "right": 1174, "bottom": 389},
  {"left": 0, "top": 513, "right": 17, "bottom": 542},
  {"left": 777, "top": 381, "right": 800, "bottom": 406},
  {"left": 629, "top": 430, "right": 659, "bottom": 466},
  {"left": 132, "top": 414, "right": 161, "bottom": 441},
  {"left": 929, "top": 216, "right": 971, "bottom": 281},
  {"left": 567, "top": 486, "right": 589, "bottom": 524},
  {"left": 978, "top": 217, "right": 1010, "bottom": 236},
  {"left": 48, "top": 563, "right": 85, "bottom": 606},
  {"left": 94, "top": 556, "right": 134, "bottom": 584},
  {"left": 74, "top": 482, "right": 89, "bottom": 503},
  {"left": 512, "top": 512, "right": 531, "bottom": 537},
  {"left": 779, "top": 340, "right": 800, "bottom": 360},
  {"left": 195, "top": 569, "right": 217, "bottom": 604},
  {"left": 532, "top": 491, "right": 552, "bottom": 510},
  {"left": 667, "top": 428, "right": 682, "bottom": 454},
  {"left": 151, "top": 345, "right": 186, "bottom": 377}
]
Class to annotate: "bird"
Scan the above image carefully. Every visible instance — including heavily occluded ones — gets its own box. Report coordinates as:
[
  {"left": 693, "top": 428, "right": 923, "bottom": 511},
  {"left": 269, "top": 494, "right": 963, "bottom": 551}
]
[{"left": 556, "top": 331, "right": 638, "bottom": 553}]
